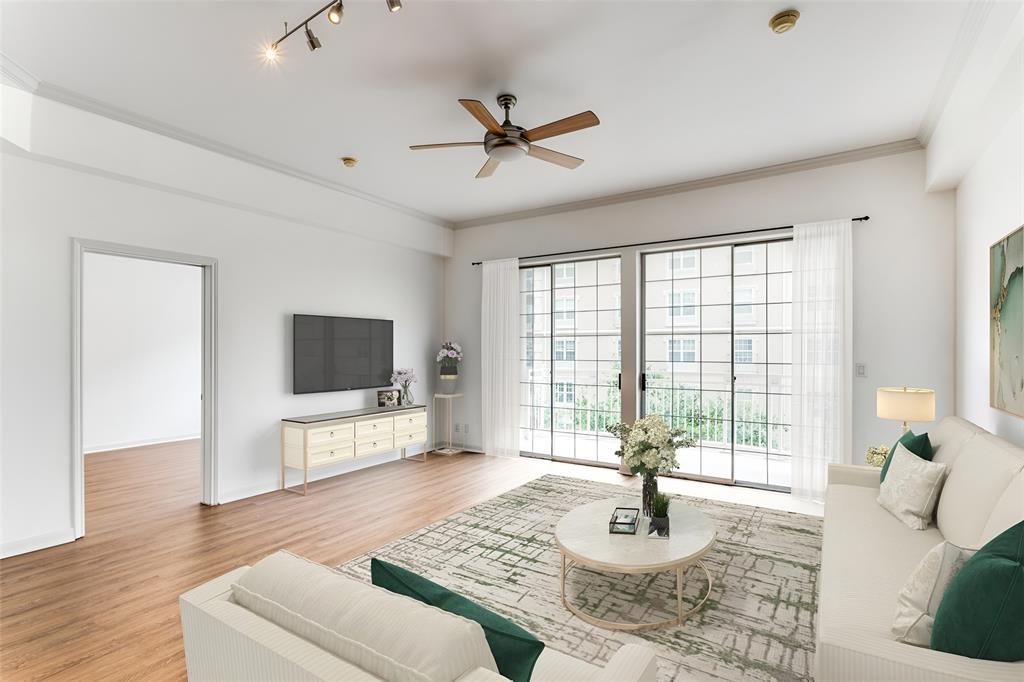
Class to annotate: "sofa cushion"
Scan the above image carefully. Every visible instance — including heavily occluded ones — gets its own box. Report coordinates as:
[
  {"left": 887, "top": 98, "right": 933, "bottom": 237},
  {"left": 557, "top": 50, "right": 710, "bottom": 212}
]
[
  {"left": 371, "top": 558, "right": 543, "bottom": 682},
  {"left": 892, "top": 540, "right": 974, "bottom": 646},
  {"left": 880, "top": 430, "right": 934, "bottom": 482},
  {"left": 980, "top": 471, "right": 1024, "bottom": 547},
  {"left": 877, "top": 444, "right": 948, "bottom": 530},
  {"left": 936, "top": 435, "right": 1024, "bottom": 549},
  {"left": 929, "top": 417, "right": 986, "bottom": 467},
  {"left": 932, "top": 521, "right": 1024, "bottom": 662},
  {"left": 232, "top": 550, "right": 497, "bottom": 682}
]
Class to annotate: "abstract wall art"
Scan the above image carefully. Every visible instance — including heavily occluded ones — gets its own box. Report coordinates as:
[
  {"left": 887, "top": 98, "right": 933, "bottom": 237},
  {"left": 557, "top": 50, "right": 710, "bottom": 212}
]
[{"left": 991, "top": 225, "right": 1024, "bottom": 416}]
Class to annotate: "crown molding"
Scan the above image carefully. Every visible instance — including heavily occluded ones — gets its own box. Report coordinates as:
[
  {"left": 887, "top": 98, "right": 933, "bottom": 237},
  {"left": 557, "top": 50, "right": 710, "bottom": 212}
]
[
  {"left": 24, "top": 80, "right": 452, "bottom": 229},
  {"left": 917, "top": 0, "right": 994, "bottom": 145},
  {"left": 453, "top": 138, "right": 924, "bottom": 229},
  {"left": 0, "top": 53, "right": 40, "bottom": 92}
]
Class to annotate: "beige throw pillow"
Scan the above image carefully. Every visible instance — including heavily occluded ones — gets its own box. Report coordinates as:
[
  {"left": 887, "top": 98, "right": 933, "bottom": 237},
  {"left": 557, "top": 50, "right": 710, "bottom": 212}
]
[
  {"left": 877, "top": 443, "right": 948, "bottom": 530},
  {"left": 892, "top": 540, "right": 975, "bottom": 646}
]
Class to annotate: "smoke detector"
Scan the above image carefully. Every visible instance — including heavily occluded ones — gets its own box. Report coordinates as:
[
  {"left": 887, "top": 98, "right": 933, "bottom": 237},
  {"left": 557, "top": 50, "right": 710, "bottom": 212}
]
[
  {"left": 339, "top": 157, "right": 359, "bottom": 168},
  {"left": 769, "top": 9, "right": 800, "bottom": 34}
]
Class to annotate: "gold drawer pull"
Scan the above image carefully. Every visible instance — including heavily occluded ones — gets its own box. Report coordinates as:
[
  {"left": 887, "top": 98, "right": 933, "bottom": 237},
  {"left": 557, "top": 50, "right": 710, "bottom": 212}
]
[
  {"left": 329, "top": 450, "right": 335, "bottom": 456},
  {"left": 372, "top": 441, "right": 377, "bottom": 447},
  {"left": 372, "top": 424, "right": 378, "bottom": 429},
  {"left": 329, "top": 431, "right": 334, "bottom": 437}
]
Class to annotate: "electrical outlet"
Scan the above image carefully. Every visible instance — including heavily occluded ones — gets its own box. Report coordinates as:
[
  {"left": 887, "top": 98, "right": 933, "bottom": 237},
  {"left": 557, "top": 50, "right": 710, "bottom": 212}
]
[
  {"left": 855, "top": 363, "right": 867, "bottom": 378},
  {"left": 454, "top": 423, "right": 461, "bottom": 433},
  {"left": 463, "top": 424, "right": 470, "bottom": 435}
]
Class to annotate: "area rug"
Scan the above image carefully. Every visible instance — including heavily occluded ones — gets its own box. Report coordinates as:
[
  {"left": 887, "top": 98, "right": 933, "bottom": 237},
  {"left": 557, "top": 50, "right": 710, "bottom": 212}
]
[{"left": 337, "top": 474, "right": 823, "bottom": 682}]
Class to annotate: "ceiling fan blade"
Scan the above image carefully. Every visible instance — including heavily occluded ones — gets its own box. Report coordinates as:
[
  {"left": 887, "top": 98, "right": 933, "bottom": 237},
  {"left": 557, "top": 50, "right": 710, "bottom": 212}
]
[
  {"left": 409, "top": 142, "right": 483, "bottom": 150},
  {"left": 527, "top": 145, "right": 584, "bottom": 169},
  {"left": 475, "top": 158, "right": 500, "bottom": 179},
  {"left": 523, "top": 111, "right": 600, "bottom": 142},
  {"left": 459, "top": 99, "right": 506, "bottom": 136}
]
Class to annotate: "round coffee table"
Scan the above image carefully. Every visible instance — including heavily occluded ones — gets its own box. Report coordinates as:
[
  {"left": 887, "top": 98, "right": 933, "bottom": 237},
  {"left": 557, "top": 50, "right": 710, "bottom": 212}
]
[{"left": 554, "top": 496, "right": 716, "bottom": 631}]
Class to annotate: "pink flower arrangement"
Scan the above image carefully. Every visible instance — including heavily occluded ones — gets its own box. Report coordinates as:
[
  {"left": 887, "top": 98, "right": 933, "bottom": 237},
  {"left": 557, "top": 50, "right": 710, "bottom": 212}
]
[{"left": 435, "top": 341, "right": 463, "bottom": 367}]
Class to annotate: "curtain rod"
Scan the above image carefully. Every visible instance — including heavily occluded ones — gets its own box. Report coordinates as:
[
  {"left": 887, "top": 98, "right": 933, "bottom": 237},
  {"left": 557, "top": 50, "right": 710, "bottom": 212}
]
[{"left": 470, "top": 216, "right": 869, "bottom": 265}]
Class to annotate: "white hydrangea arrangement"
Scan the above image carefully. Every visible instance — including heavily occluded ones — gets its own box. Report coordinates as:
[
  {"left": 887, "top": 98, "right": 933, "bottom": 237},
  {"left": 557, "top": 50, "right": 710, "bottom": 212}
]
[{"left": 607, "top": 415, "right": 694, "bottom": 476}]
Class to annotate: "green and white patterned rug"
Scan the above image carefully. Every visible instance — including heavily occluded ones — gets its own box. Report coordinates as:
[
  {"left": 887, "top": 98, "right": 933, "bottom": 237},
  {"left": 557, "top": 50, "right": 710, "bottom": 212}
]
[{"left": 337, "top": 474, "right": 822, "bottom": 682}]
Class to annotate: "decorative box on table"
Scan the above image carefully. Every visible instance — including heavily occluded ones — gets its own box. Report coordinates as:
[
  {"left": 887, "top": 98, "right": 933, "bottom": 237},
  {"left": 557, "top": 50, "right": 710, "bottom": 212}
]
[{"left": 608, "top": 507, "right": 640, "bottom": 535}]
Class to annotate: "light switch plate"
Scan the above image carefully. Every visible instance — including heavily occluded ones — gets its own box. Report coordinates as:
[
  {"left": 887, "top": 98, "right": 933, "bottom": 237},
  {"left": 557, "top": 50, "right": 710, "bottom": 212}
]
[{"left": 855, "top": 363, "right": 867, "bottom": 377}]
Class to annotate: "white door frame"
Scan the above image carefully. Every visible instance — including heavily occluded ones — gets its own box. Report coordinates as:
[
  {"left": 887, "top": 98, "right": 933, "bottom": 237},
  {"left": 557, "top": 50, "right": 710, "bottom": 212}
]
[{"left": 71, "top": 238, "right": 218, "bottom": 538}]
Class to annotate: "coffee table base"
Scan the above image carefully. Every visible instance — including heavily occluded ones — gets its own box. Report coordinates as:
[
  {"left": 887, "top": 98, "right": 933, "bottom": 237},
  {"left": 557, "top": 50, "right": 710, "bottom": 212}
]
[{"left": 559, "top": 554, "right": 713, "bottom": 631}]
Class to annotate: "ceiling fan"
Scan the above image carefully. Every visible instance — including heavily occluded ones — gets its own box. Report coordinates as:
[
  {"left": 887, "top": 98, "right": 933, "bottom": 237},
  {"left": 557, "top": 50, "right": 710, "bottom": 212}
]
[{"left": 410, "top": 94, "right": 600, "bottom": 178}]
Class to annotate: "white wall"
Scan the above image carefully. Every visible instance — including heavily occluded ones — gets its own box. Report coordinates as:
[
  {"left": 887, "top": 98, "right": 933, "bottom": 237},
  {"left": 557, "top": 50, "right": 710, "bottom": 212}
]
[
  {"left": 446, "top": 150, "right": 956, "bottom": 464},
  {"left": 955, "top": 108, "right": 1024, "bottom": 444},
  {"left": 1, "top": 153, "right": 445, "bottom": 558},
  {"left": 83, "top": 253, "right": 202, "bottom": 453}
]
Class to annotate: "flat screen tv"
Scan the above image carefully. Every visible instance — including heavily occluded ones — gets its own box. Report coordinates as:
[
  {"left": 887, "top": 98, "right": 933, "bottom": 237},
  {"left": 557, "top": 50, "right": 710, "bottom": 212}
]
[{"left": 293, "top": 314, "right": 393, "bottom": 394}]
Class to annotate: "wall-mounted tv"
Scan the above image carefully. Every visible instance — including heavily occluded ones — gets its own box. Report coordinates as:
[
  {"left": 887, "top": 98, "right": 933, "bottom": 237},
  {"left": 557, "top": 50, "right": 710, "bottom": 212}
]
[{"left": 293, "top": 314, "right": 393, "bottom": 394}]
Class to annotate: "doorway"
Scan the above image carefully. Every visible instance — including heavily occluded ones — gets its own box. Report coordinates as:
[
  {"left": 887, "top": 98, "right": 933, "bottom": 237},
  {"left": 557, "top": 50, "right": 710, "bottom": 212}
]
[{"left": 71, "top": 240, "right": 218, "bottom": 539}]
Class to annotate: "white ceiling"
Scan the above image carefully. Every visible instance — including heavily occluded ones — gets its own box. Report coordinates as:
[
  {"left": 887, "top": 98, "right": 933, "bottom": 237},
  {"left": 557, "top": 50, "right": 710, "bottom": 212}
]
[{"left": 2, "top": 1, "right": 968, "bottom": 225}]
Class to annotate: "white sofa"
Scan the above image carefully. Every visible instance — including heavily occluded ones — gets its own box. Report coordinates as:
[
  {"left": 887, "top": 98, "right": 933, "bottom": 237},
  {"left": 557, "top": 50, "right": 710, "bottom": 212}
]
[
  {"left": 180, "top": 550, "right": 658, "bottom": 682},
  {"left": 817, "top": 416, "right": 1024, "bottom": 682}
]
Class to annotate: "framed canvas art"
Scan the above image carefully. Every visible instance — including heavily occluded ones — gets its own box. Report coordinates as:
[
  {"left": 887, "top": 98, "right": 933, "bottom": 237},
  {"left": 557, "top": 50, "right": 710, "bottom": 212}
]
[{"left": 991, "top": 225, "right": 1024, "bottom": 416}]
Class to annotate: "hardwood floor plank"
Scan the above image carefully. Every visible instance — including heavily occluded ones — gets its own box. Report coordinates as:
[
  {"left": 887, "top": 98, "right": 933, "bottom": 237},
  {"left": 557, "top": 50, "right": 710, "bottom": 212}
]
[{"left": 0, "top": 442, "right": 634, "bottom": 681}]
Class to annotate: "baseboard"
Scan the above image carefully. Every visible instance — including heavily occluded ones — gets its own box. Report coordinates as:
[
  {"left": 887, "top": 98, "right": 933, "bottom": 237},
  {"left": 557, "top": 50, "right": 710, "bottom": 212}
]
[
  {"left": 1, "top": 526, "right": 76, "bottom": 558},
  {"left": 84, "top": 434, "right": 201, "bottom": 454}
]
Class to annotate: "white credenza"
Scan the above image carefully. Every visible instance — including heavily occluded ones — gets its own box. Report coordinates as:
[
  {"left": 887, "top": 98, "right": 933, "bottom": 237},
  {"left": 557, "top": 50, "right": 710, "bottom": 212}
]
[{"left": 280, "top": 404, "right": 428, "bottom": 495}]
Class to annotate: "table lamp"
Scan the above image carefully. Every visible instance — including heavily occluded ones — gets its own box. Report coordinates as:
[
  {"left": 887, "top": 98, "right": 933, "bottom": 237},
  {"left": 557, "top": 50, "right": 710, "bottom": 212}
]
[{"left": 876, "top": 387, "right": 935, "bottom": 435}]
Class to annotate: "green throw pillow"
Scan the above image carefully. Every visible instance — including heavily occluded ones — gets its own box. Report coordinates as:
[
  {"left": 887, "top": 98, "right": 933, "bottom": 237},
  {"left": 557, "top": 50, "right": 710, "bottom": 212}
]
[
  {"left": 880, "top": 430, "right": 933, "bottom": 482},
  {"left": 931, "top": 520, "right": 1024, "bottom": 661},
  {"left": 370, "top": 558, "right": 544, "bottom": 682}
]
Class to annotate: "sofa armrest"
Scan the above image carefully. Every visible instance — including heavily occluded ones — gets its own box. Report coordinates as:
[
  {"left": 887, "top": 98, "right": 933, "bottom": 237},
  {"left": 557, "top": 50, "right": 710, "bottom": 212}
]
[
  {"left": 828, "top": 464, "right": 880, "bottom": 489},
  {"left": 595, "top": 644, "right": 658, "bottom": 682}
]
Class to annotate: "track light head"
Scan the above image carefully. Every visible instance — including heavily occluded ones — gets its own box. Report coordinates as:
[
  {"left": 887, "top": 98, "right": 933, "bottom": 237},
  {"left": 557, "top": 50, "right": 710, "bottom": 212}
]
[
  {"left": 305, "top": 25, "right": 321, "bottom": 51},
  {"left": 385, "top": 0, "right": 402, "bottom": 12},
  {"left": 327, "top": 1, "right": 343, "bottom": 24},
  {"left": 264, "top": 43, "right": 279, "bottom": 61}
]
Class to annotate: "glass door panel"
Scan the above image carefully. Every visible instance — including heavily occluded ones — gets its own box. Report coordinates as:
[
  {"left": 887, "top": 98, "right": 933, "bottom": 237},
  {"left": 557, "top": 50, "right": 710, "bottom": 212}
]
[
  {"left": 642, "top": 240, "right": 793, "bottom": 490},
  {"left": 519, "top": 257, "right": 621, "bottom": 464}
]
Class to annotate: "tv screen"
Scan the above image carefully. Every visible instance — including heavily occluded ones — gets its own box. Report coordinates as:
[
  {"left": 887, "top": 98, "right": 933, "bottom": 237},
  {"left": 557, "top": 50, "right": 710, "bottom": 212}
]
[{"left": 293, "top": 315, "right": 393, "bottom": 394}]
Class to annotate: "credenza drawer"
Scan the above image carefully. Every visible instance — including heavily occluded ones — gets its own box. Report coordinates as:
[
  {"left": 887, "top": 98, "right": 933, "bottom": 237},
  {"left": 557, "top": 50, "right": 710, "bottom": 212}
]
[
  {"left": 394, "top": 412, "right": 427, "bottom": 433},
  {"left": 355, "top": 435, "right": 394, "bottom": 457},
  {"left": 355, "top": 417, "right": 394, "bottom": 438},
  {"left": 309, "top": 442, "right": 355, "bottom": 467},
  {"left": 308, "top": 423, "right": 354, "bottom": 447},
  {"left": 395, "top": 429, "right": 427, "bottom": 448}
]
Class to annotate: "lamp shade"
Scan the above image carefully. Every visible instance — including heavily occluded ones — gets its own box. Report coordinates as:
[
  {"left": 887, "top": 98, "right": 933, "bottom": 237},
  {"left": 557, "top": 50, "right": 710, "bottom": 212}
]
[{"left": 876, "top": 387, "right": 936, "bottom": 422}]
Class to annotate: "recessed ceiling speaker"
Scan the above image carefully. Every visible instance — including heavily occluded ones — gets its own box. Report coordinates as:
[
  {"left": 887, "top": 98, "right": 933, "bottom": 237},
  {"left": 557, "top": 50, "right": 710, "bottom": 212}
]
[{"left": 769, "top": 9, "right": 800, "bottom": 34}]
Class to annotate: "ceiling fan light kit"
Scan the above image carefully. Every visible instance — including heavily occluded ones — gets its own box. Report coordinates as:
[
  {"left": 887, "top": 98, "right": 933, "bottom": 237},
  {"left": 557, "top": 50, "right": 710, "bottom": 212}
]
[{"left": 411, "top": 94, "right": 599, "bottom": 179}]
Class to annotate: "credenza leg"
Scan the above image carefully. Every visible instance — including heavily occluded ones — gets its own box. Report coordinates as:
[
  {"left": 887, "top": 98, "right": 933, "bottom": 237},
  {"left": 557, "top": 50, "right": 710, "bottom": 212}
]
[{"left": 303, "top": 467, "right": 308, "bottom": 496}]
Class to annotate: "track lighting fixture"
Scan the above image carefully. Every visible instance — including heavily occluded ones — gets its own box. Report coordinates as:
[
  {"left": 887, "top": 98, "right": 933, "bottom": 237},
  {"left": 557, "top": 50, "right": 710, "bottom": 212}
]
[
  {"left": 327, "top": 1, "right": 343, "bottom": 24},
  {"left": 264, "top": 0, "right": 400, "bottom": 62},
  {"left": 304, "top": 24, "right": 321, "bottom": 51}
]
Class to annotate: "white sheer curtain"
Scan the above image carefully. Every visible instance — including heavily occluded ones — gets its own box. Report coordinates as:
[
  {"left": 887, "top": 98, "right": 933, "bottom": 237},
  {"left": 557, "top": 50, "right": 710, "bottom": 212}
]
[
  {"left": 481, "top": 258, "right": 520, "bottom": 457},
  {"left": 791, "top": 219, "right": 853, "bottom": 502}
]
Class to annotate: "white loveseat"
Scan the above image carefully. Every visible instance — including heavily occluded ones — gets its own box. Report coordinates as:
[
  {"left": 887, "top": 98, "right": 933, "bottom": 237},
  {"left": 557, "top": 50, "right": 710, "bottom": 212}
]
[
  {"left": 180, "top": 550, "right": 658, "bottom": 682},
  {"left": 817, "top": 416, "right": 1024, "bottom": 682}
]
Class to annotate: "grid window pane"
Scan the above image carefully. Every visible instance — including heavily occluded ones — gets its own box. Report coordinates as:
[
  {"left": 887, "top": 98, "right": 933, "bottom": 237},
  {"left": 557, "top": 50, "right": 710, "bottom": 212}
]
[
  {"left": 520, "top": 258, "right": 621, "bottom": 463},
  {"left": 642, "top": 240, "right": 792, "bottom": 488}
]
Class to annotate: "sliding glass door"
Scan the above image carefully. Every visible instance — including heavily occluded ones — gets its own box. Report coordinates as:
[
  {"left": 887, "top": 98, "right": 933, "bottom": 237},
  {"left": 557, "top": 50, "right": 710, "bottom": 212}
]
[
  {"left": 641, "top": 240, "right": 793, "bottom": 489},
  {"left": 520, "top": 257, "right": 622, "bottom": 464}
]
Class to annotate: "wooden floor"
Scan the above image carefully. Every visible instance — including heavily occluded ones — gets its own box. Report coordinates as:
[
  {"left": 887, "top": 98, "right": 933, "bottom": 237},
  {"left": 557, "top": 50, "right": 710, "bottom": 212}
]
[{"left": 0, "top": 442, "right": 641, "bottom": 681}]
